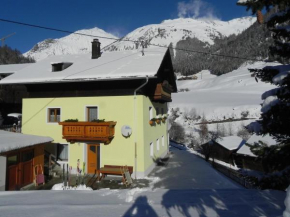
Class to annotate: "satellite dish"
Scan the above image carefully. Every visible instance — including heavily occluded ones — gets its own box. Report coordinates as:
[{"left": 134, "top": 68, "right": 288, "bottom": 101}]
[{"left": 121, "top": 125, "right": 132, "bottom": 138}]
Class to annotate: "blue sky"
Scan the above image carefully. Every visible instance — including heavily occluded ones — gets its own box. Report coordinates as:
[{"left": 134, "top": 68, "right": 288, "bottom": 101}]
[{"left": 1, "top": 0, "right": 251, "bottom": 53}]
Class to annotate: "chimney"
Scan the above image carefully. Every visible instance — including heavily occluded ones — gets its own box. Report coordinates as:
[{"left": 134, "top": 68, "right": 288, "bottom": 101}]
[{"left": 91, "top": 39, "right": 101, "bottom": 59}]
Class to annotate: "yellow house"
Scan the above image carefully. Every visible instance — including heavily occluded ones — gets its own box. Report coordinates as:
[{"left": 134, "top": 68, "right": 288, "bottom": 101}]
[{"left": 0, "top": 41, "right": 177, "bottom": 178}]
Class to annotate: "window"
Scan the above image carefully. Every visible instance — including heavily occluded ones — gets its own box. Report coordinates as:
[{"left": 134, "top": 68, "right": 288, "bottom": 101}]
[
  {"left": 57, "top": 144, "right": 68, "bottom": 161},
  {"left": 150, "top": 142, "right": 154, "bottom": 157},
  {"left": 52, "top": 62, "right": 73, "bottom": 72},
  {"left": 22, "top": 150, "right": 34, "bottom": 162},
  {"left": 87, "top": 107, "right": 98, "bottom": 122},
  {"left": 156, "top": 108, "right": 159, "bottom": 115},
  {"left": 149, "top": 107, "right": 153, "bottom": 120},
  {"left": 162, "top": 136, "right": 165, "bottom": 147},
  {"left": 48, "top": 108, "right": 60, "bottom": 123},
  {"left": 157, "top": 139, "right": 160, "bottom": 151}
]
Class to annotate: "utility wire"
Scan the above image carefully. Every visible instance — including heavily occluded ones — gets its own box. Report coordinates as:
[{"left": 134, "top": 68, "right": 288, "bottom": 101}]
[{"left": 0, "top": 18, "right": 264, "bottom": 62}]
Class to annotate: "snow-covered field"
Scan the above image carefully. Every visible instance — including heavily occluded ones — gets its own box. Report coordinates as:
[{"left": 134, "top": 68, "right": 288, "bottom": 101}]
[
  {"left": 0, "top": 145, "right": 286, "bottom": 217},
  {"left": 170, "top": 62, "right": 278, "bottom": 139}
]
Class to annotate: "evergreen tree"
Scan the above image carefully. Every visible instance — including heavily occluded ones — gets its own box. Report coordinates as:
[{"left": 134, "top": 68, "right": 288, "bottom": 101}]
[{"left": 237, "top": 0, "right": 290, "bottom": 177}]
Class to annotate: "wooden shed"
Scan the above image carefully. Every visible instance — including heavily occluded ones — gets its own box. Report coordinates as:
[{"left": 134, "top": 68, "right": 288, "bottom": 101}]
[
  {"left": 0, "top": 130, "right": 53, "bottom": 190},
  {"left": 202, "top": 136, "right": 246, "bottom": 165}
]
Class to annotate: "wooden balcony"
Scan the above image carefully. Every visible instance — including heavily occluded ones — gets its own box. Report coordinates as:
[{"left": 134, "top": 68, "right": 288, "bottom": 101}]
[
  {"left": 59, "top": 121, "right": 117, "bottom": 144},
  {"left": 153, "top": 82, "right": 172, "bottom": 102}
]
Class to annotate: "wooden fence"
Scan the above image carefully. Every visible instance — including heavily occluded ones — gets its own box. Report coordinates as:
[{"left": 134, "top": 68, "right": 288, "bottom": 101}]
[{"left": 212, "top": 161, "right": 258, "bottom": 189}]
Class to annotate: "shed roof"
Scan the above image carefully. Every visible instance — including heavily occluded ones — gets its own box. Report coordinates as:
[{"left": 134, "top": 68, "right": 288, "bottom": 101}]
[
  {"left": 215, "top": 136, "right": 246, "bottom": 151},
  {"left": 237, "top": 134, "right": 277, "bottom": 157},
  {"left": 0, "top": 130, "right": 53, "bottom": 154},
  {"left": 0, "top": 48, "right": 168, "bottom": 84}
]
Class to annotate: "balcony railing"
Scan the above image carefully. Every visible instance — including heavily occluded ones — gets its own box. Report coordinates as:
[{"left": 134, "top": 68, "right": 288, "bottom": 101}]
[
  {"left": 59, "top": 121, "right": 117, "bottom": 144},
  {"left": 153, "top": 83, "right": 172, "bottom": 102}
]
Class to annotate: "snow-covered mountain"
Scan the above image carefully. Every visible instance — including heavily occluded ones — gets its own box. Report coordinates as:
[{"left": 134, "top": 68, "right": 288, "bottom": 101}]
[
  {"left": 24, "top": 28, "right": 118, "bottom": 61},
  {"left": 105, "top": 17, "right": 256, "bottom": 52},
  {"left": 24, "top": 17, "right": 256, "bottom": 61}
]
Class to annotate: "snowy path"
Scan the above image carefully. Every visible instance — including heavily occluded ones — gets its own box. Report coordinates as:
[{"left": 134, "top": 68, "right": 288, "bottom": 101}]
[
  {"left": 0, "top": 147, "right": 286, "bottom": 217},
  {"left": 150, "top": 146, "right": 240, "bottom": 189}
]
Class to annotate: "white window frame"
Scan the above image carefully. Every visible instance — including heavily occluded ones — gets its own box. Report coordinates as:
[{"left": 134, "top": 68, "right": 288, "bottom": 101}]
[
  {"left": 150, "top": 142, "right": 154, "bottom": 157},
  {"left": 149, "top": 107, "right": 153, "bottom": 120},
  {"left": 157, "top": 138, "right": 160, "bottom": 151},
  {"left": 162, "top": 135, "right": 165, "bottom": 147},
  {"left": 56, "top": 143, "right": 69, "bottom": 163},
  {"left": 84, "top": 105, "right": 99, "bottom": 122},
  {"left": 46, "top": 107, "right": 61, "bottom": 124}
]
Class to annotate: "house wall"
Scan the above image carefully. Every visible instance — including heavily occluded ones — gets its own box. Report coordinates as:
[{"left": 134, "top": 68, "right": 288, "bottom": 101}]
[
  {"left": 142, "top": 98, "right": 169, "bottom": 177},
  {"left": 0, "top": 156, "right": 6, "bottom": 191},
  {"left": 22, "top": 95, "right": 168, "bottom": 178}
]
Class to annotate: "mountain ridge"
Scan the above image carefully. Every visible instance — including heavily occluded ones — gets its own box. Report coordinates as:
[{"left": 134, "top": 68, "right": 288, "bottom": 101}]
[{"left": 24, "top": 17, "right": 256, "bottom": 61}]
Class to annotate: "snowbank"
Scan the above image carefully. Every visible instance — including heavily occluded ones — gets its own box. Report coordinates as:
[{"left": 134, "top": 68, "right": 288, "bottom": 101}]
[{"left": 52, "top": 183, "right": 92, "bottom": 191}]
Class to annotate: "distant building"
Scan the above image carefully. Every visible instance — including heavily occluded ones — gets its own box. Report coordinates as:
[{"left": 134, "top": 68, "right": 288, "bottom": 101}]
[
  {"left": 235, "top": 134, "right": 276, "bottom": 172},
  {"left": 202, "top": 136, "right": 246, "bottom": 165}
]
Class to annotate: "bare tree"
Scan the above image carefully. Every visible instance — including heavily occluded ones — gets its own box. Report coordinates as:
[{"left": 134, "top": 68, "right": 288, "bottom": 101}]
[
  {"left": 227, "top": 122, "right": 234, "bottom": 136},
  {"left": 237, "top": 123, "right": 251, "bottom": 141},
  {"left": 169, "top": 122, "right": 185, "bottom": 143},
  {"left": 198, "top": 115, "right": 209, "bottom": 145}
]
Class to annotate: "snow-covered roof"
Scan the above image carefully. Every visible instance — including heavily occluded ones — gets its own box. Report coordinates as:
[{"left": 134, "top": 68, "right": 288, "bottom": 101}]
[
  {"left": 0, "top": 130, "right": 53, "bottom": 154},
  {"left": 237, "top": 134, "right": 277, "bottom": 157},
  {"left": 0, "top": 48, "right": 168, "bottom": 84},
  {"left": 215, "top": 136, "right": 246, "bottom": 151},
  {"left": 0, "top": 63, "right": 33, "bottom": 75}
]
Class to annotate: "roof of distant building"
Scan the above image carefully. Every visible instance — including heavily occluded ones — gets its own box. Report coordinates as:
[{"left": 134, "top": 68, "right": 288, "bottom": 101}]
[
  {"left": 215, "top": 136, "right": 246, "bottom": 151},
  {"left": 237, "top": 134, "right": 277, "bottom": 157},
  {"left": 0, "top": 63, "right": 32, "bottom": 75}
]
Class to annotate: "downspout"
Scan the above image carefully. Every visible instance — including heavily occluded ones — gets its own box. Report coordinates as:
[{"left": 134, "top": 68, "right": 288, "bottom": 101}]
[{"left": 134, "top": 76, "right": 149, "bottom": 179}]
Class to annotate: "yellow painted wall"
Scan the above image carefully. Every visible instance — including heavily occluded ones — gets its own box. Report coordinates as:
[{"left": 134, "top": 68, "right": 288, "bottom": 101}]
[
  {"left": 142, "top": 98, "right": 169, "bottom": 173},
  {"left": 22, "top": 95, "right": 167, "bottom": 176}
]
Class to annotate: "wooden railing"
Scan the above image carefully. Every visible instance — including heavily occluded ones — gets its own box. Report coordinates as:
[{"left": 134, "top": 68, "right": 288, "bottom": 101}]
[
  {"left": 59, "top": 121, "right": 117, "bottom": 144},
  {"left": 153, "top": 83, "right": 172, "bottom": 102}
]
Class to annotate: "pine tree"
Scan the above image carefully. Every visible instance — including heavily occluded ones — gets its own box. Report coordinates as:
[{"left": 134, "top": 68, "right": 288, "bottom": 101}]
[
  {"left": 237, "top": 0, "right": 290, "bottom": 144},
  {"left": 237, "top": 1, "right": 290, "bottom": 192}
]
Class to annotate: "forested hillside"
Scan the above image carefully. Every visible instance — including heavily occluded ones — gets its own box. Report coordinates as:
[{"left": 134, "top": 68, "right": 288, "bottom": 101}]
[
  {"left": 173, "top": 21, "right": 273, "bottom": 75},
  {"left": 0, "top": 46, "right": 34, "bottom": 64}
]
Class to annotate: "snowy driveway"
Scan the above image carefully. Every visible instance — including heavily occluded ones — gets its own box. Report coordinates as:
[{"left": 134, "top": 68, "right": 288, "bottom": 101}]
[
  {"left": 0, "top": 146, "right": 286, "bottom": 217},
  {"left": 149, "top": 145, "right": 240, "bottom": 189}
]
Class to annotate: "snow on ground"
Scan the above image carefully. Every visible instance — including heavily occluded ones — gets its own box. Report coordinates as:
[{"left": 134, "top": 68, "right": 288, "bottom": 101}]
[
  {"left": 52, "top": 183, "right": 93, "bottom": 191},
  {"left": 171, "top": 62, "right": 278, "bottom": 121},
  {"left": 170, "top": 62, "right": 279, "bottom": 141},
  {"left": 0, "top": 144, "right": 286, "bottom": 217},
  {"left": 149, "top": 145, "right": 240, "bottom": 190}
]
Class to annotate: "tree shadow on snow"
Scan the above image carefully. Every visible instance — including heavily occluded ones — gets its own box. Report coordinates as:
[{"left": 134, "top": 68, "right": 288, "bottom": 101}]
[
  {"left": 161, "top": 189, "right": 286, "bottom": 217},
  {"left": 122, "top": 196, "right": 158, "bottom": 217}
]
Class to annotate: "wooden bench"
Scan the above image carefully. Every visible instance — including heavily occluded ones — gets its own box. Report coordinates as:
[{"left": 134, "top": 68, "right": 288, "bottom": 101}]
[{"left": 97, "top": 165, "right": 133, "bottom": 184}]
